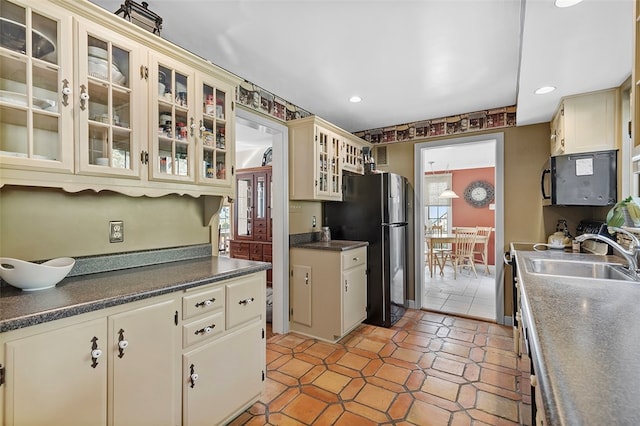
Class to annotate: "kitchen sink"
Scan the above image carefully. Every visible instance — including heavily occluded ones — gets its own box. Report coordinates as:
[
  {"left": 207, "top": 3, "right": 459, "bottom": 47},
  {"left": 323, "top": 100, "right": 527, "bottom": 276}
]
[{"left": 524, "top": 258, "right": 637, "bottom": 281}]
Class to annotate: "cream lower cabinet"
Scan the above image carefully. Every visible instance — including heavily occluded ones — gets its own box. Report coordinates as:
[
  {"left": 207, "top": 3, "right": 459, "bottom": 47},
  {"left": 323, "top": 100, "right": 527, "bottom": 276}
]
[
  {"left": 182, "top": 272, "right": 266, "bottom": 426},
  {"left": 0, "top": 271, "right": 266, "bottom": 426},
  {"left": 1, "top": 296, "right": 179, "bottom": 426},
  {"left": 290, "top": 246, "right": 367, "bottom": 342}
]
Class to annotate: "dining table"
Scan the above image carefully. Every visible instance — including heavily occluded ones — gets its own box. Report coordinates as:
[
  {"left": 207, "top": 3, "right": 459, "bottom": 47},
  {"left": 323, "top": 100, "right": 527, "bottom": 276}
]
[{"left": 426, "top": 232, "right": 489, "bottom": 277}]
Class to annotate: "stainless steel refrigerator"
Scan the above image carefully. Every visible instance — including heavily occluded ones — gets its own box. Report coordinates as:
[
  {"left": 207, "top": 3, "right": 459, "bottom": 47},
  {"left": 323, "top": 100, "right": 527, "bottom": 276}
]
[{"left": 324, "top": 172, "right": 409, "bottom": 327}]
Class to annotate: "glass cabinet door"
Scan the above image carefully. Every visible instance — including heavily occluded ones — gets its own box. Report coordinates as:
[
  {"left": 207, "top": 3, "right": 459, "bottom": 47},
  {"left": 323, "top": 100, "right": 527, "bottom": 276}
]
[
  {"left": 235, "top": 174, "right": 253, "bottom": 239},
  {"left": 0, "top": 0, "right": 73, "bottom": 171},
  {"left": 76, "top": 20, "right": 140, "bottom": 177},
  {"left": 197, "top": 75, "right": 231, "bottom": 186},
  {"left": 150, "top": 54, "right": 195, "bottom": 182},
  {"left": 317, "top": 128, "right": 329, "bottom": 196}
]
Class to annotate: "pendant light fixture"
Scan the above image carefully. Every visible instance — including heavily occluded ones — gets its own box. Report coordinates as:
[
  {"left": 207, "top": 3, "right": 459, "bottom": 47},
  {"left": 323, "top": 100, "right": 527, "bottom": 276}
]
[{"left": 432, "top": 162, "right": 458, "bottom": 198}]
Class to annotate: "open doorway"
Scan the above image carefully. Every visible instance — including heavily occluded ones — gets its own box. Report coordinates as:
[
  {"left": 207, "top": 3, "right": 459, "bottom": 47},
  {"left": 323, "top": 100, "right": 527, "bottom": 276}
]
[
  {"left": 235, "top": 108, "right": 289, "bottom": 335},
  {"left": 413, "top": 133, "right": 505, "bottom": 324}
]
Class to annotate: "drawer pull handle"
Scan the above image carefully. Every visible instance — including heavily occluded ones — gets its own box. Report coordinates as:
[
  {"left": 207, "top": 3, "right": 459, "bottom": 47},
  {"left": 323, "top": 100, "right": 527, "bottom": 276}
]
[
  {"left": 353, "top": 257, "right": 359, "bottom": 261},
  {"left": 195, "top": 298, "right": 215, "bottom": 308},
  {"left": 239, "top": 297, "right": 255, "bottom": 305},
  {"left": 194, "top": 324, "right": 216, "bottom": 335}
]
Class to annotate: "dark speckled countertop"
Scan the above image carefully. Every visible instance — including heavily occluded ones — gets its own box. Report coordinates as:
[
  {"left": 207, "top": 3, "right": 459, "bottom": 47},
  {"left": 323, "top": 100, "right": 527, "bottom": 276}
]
[
  {"left": 291, "top": 240, "right": 368, "bottom": 251},
  {"left": 512, "top": 245, "right": 640, "bottom": 425},
  {"left": 0, "top": 256, "right": 270, "bottom": 333}
]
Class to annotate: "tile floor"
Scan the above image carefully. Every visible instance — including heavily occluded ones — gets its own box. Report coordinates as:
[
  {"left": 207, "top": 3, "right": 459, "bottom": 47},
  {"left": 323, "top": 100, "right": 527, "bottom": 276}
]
[
  {"left": 231, "top": 309, "right": 532, "bottom": 425},
  {"left": 423, "top": 262, "right": 497, "bottom": 322}
]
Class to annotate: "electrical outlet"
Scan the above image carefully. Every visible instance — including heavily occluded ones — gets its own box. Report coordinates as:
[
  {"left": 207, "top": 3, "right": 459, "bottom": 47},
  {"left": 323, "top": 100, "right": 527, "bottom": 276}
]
[{"left": 109, "top": 221, "right": 124, "bottom": 243}]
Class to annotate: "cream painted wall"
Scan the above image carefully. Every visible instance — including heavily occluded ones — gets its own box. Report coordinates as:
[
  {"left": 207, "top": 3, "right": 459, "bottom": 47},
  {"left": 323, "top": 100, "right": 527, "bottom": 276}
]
[
  {"left": 0, "top": 186, "right": 214, "bottom": 261},
  {"left": 289, "top": 201, "right": 322, "bottom": 234}
]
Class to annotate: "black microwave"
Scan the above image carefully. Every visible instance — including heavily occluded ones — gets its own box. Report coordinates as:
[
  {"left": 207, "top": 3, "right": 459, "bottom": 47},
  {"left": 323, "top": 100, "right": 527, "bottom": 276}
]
[{"left": 541, "top": 149, "right": 617, "bottom": 206}]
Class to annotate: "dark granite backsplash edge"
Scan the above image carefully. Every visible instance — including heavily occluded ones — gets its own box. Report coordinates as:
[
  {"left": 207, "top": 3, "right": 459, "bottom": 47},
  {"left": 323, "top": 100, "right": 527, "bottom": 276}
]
[
  {"left": 68, "top": 244, "right": 213, "bottom": 277},
  {"left": 289, "top": 232, "right": 320, "bottom": 245}
]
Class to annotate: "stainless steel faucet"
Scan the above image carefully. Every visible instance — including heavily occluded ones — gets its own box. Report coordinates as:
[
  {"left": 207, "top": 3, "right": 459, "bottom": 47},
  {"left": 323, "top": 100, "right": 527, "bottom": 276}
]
[{"left": 575, "top": 227, "right": 640, "bottom": 273}]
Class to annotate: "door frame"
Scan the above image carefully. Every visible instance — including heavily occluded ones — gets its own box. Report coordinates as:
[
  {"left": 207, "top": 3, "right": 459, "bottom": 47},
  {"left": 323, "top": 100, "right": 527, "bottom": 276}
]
[
  {"left": 235, "top": 107, "right": 290, "bottom": 334},
  {"left": 412, "top": 132, "right": 505, "bottom": 324}
]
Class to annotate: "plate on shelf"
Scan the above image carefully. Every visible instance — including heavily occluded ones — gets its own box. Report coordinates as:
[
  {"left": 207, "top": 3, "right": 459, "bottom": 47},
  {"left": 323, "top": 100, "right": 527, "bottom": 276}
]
[
  {"left": 88, "top": 46, "right": 108, "bottom": 60},
  {"left": 0, "top": 17, "right": 56, "bottom": 59}
]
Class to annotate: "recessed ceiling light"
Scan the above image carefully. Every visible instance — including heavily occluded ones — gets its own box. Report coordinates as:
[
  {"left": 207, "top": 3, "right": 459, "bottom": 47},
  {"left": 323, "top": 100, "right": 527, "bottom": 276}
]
[
  {"left": 554, "top": 0, "right": 583, "bottom": 7},
  {"left": 535, "top": 86, "right": 556, "bottom": 95},
  {"left": 349, "top": 96, "right": 362, "bottom": 103}
]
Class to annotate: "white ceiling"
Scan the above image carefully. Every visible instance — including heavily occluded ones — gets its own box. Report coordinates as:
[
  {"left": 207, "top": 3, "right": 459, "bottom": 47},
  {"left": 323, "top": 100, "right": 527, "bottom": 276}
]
[{"left": 90, "top": 0, "right": 632, "bottom": 134}]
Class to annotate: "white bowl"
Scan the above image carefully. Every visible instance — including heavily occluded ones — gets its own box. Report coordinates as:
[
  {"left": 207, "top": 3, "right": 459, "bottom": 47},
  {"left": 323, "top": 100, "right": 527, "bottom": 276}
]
[
  {"left": 88, "top": 46, "right": 108, "bottom": 60},
  {"left": 0, "top": 257, "right": 75, "bottom": 291}
]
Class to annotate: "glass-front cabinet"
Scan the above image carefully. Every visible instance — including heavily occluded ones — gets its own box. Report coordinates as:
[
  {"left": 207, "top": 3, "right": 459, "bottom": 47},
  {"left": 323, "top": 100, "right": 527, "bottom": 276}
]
[
  {"left": 197, "top": 75, "right": 231, "bottom": 187},
  {"left": 0, "top": 0, "right": 73, "bottom": 171},
  {"left": 150, "top": 54, "right": 195, "bottom": 182},
  {"left": 1, "top": 0, "right": 239, "bottom": 198},
  {"left": 76, "top": 20, "right": 141, "bottom": 177},
  {"left": 316, "top": 126, "right": 341, "bottom": 199}
]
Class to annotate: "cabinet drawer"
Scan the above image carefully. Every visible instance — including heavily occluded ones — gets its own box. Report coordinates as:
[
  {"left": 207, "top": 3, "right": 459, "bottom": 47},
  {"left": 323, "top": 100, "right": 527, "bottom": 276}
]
[
  {"left": 226, "top": 274, "right": 265, "bottom": 329},
  {"left": 250, "top": 243, "right": 263, "bottom": 260},
  {"left": 230, "top": 241, "right": 250, "bottom": 259},
  {"left": 183, "top": 311, "right": 225, "bottom": 348},
  {"left": 342, "top": 246, "right": 367, "bottom": 270},
  {"left": 183, "top": 286, "right": 224, "bottom": 320},
  {"left": 263, "top": 243, "right": 272, "bottom": 256}
]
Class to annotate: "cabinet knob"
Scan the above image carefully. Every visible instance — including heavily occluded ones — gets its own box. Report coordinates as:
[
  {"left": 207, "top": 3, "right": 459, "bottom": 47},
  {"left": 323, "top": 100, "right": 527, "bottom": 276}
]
[
  {"left": 91, "top": 349, "right": 102, "bottom": 359},
  {"left": 530, "top": 374, "right": 538, "bottom": 387},
  {"left": 118, "top": 340, "right": 129, "bottom": 350},
  {"left": 90, "top": 336, "right": 101, "bottom": 368},
  {"left": 79, "top": 84, "right": 89, "bottom": 111}
]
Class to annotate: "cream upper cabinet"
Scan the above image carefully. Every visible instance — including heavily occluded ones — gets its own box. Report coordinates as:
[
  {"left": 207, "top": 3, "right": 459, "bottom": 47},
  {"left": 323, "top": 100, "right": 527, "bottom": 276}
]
[
  {"left": 0, "top": 0, "right": 240, "bottom": 197},
  {"left": 289, "top": 115, "right": 370, "bottom": 201},
  {"left": 194, "top": 73, "right": 234, "bottom": 187},
  {"left": 76, "top": 19, "right": 143, "bottom": 178},
  {"left": 0, "top": 0, "right": 74, "bottom": 172},
  {"left": 149, "top": 53, "right": 197, "bottom": 183},
  {"left": 551, "top": 88, "right": 619, "bottom": 156}
]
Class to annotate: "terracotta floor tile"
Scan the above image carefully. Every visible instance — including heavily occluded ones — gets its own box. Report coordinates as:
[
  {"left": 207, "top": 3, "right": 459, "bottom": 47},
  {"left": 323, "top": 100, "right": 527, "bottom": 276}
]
[
  {"left": 421, "top": 375, "right": 460, "bottom": 401},
  {"left": 333, "top": 409, "right": 378, "bottom": 426},
  {"left": 388, "top": 392, "right": 414, "bottom": 420},
  {"left": 354, "top": 383, "right": 396, "bottom": 411},
  {"left": 301, "top": 384, "right": 340, "bottom": 404},
  {"left": 313, "top": 370, "right": 352, "bottom": 394},
  {"left": 442, "top": 341, "right": 472, "bottom": 357},
  {"left": 390, "top": 347, "right": 423, "bottom": 363},
  {"left": 406, "top": 398, "right": 451, "bottom": 426},
  {"left": 475, "top": 390, "right": 519, "bottom": 422},
  {"left": 233, "top": 309, "right": 531, "bottom": 425},
  {"left": 337, "top": 352, "right": 370, "bottom": 370},
  {"left": 355, "top": 337, "right": 386, "bottom": 353},
  {"left": 375, "top": 363, "right": 411, "bottom": 385},
  {"left": 433, "top": 355, "right": 466, "bottom": 376},
  {"left": 340, "top": 377, "right": 366, "bottom": 400},
  {"left": 480, "top": 367, "right": 517, "bottom": 391},
  {"left": 279, "top": 358, "right": 315, "bottom": 379},
  {"left": 342, "top": 401, "right": 391, "bottom": 424},
  {"left": 313, "top": 403, "right": 344, "bottom": 426},
  {"left": 282, "top": 393, "right": 327, "bottom": 424}
]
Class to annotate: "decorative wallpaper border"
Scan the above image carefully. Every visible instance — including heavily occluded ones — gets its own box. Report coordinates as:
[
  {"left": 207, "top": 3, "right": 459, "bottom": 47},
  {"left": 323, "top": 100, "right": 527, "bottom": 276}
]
[
  {"left": 354, "top": 106, "right": 517, "bottom": 144},
  {"left": 236, "top": 80, "right": 312, "bottom": 122}
]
